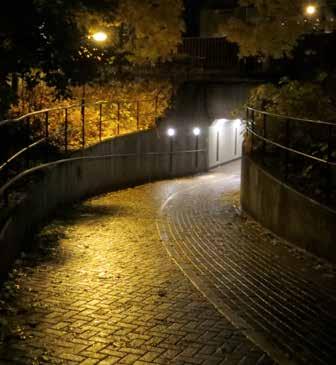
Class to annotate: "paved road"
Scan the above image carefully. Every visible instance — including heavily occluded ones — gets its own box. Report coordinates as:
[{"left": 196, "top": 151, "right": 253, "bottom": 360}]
[{"left": 0, "top": 160, "right": 335, "bottom": 365}]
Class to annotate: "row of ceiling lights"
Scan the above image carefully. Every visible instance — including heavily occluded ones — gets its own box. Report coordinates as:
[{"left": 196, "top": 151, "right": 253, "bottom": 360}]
[
  {"left": 167, "top": 127, "right": 201, "bottom": 137},
  {"left": 166, "top": 119, "right": 243, "bottom": 137}
]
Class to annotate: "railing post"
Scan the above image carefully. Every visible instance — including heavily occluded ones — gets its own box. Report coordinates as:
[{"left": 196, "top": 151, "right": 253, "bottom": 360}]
[
  {"left": 263, "top": 113, "right": 267, "bottom": 165},
  {"left": 285, "top": 119, "right": 290, "bottom": 181},
  {"left": 64, "top": 108, "right": 68, "bottom": 153},
  {"left": 99, "top": 103, "right": 103, "bottom": 142},
  {"left": 117, "top": 102, "right": 120, "bottom": 135},
  {"left": 81, "top": 99, "right": 85, "bottom": 149},
  {"left": 45, "top": 111, "right": 49, "bottom": 140},
  {"left": 136, "top": 101, "right": 140, "bottom": 130},
  {"left": 45, "top": 111, "right": 49, "bottom": 162},
  {"left": 169, "top": 138, "right": 174, "bottom": 173}
]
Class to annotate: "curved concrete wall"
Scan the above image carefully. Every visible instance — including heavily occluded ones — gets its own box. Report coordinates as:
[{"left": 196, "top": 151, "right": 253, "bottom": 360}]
[
  {"left": 241, "top": 156, "right": 336, "bottom": 263},
  {"left": 0, "top": 127, "right": 208, "bottom": 278}
]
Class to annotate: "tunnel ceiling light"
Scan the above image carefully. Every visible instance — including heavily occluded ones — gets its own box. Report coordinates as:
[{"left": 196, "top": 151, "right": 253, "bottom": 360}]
[
  {"left": 167, "top": 128, "right": 176, "bottom": 137},
  {"left": 193, "top": 127, "right": 201, "bottom": 136},
  {"left": 234, "top": 119, "right": 242, "bottom": 127},
  {"left": 214, "top": 118, "right": 227, "bottom": 131}
]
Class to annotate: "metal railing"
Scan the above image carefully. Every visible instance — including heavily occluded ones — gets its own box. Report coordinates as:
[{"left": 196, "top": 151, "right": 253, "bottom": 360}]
[
  {"left": 246, "top": 107, "right": 336, "bottom": 206},
  {"left": 0, "top": 96, "right": 162, "bottom": 158},
  {"left": 0, "top": 97, "right": 207, "bottom": 218},
  {"left": 0, "top": 96, "right": 161, "bottom": 149},
  {"left": 0, "top": 96, "right": 163, "bottom": 207}
]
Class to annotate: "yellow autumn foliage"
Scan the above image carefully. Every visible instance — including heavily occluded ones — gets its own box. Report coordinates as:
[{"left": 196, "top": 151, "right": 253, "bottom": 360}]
[
  {"left": 10, "top": 78, "right": 173, "bottom": 151},
  {"left": 216, "top": 0, "right": 335, "bottom": 59}
]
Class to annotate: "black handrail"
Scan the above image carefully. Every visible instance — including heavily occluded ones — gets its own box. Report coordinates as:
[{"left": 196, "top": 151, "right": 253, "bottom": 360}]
[
  {"left": 0, "top": 139, "right": 46, "bottom": 173},
  {"left": 0, "top": 96, "right": 164, "bottom": 128},
  {"left": 247, "top": 107, "right": 336, "bottom": 127},
  {"left": 246, "top": 127, "right": 336, "bottom": 166},
  {"left": 0, "top": 96, "right": 163, "bottom": 165},
  {"left": 246, "top": 107, "right": 335, "bottom": 205},
  {"left": 0, "top": 95, "right": 166, "bottom": 208}
]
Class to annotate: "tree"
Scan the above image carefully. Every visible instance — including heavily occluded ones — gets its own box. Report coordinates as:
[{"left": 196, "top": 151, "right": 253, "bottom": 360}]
[
  {"left": 8, "top": 78, "right": 173, "bottom": 150},
  {"left": 247, "top": 80, "right": 336, "bottom": 121},
  {"left": 116, "top": 0, "right": 185, "bottom": 64},
  {"left": 216, "top": 0, "right": 335, "bottom": 59},
  {"left": 0, "top": 0, "right": 184, "bottom": 116}
]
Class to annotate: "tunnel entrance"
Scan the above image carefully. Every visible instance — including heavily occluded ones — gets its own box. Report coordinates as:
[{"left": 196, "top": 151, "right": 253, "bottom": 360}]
[{"left": 208, "top": 118, "right": 243, "bottom": 169}]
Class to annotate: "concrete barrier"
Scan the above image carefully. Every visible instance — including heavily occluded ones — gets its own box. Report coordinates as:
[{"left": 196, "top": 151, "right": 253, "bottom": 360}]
[
  {"left": 241, "top": 156, "right": 336, "bottom": 263},
  {"left": 0, "top": 127, "right": 208, "bottom": 278}
]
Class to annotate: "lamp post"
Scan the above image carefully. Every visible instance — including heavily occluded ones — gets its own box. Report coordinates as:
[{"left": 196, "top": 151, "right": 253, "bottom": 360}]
[
  {"left": 81, "top": 84, "right": 86, "bottom": 149},
  {"left": 81, "top": 31, "right": 108, "bottom": 147},
  {"left": 167, "top": 128, "right": 176, "bottom": 173},
  {"left": 193, "top": 127, "right": 201, "bottom": 168}
]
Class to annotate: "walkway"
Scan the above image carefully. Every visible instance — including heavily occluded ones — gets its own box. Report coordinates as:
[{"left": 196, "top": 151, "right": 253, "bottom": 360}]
[{"left": 0, "top": 161, "right": 335, "bottom": 365}]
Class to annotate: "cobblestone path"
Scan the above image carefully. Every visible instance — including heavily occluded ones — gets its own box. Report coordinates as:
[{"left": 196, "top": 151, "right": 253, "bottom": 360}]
[
  {"left": 0, "top": 161, "right": 272, "bottom": 365},
  {"left": 0, "top": 161, "right": 335, "bottom": 365},
  {"left": 158, "top": 161, "right": 336, "bottom": 365}
]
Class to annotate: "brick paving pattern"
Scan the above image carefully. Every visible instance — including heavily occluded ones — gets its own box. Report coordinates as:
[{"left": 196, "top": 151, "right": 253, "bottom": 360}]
[
  {"left": 1, "top": 160, "right": 335, "bottom": 365},
  {"left": 158, "top": 161, "right": 336, "bottom": 365},
  {"left": 0, "top": 162, "right": 272, "bottom": 365}
]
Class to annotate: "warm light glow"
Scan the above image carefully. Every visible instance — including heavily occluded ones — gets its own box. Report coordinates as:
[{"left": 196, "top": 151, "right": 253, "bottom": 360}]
[
  {"left": 92, "top": 31, "right": 108, "bottom": 42},
  {"left": 234, "top": 119, "right": 242, "bottom": 128},
  {"left": 305, "top": 4, "right": 317, "bottom": 16},
  {"left": 193, "top": 127, "right": 201, "bottom": 136},
  {"left": 214, "top": 118, "right": 227, "bottom": 131},
  {"left": 167, "top": 128, "right": 176, "bottom": 137}
]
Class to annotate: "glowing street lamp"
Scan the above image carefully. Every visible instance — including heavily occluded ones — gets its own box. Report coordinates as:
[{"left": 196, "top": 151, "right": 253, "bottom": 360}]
[
  {"left": 167, "top": 128, "right": 176, "bottom": 137},
  {"left": 193, "top": 127, "right": 201, "bottom": 168},
  {"left": 167, "top": 128, "right": 176, "bottom": 172},
  {"left": 193, "top": 127, "right": 201, "bottom": 136},
  {"left": 305, "top": 4, "right": 317, "bottom": 16},
  {"left": 92, "top": 31, "right": 108, "bottom": 43}
]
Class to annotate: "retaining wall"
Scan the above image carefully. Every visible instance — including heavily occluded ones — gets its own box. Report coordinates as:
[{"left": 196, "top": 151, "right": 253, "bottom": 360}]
[
  {"left": 241, "top": 156, "right": 336, "bottom": 263},
  {"left": 0, "top": 127, "right": 208, "bottom": 278}
]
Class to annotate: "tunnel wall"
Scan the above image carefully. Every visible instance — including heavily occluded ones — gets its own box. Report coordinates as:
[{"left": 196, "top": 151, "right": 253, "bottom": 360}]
[
  {"left": 208, "top": 119, "right": 244, "bottom": 168},
  {"left": 0, "top": 127, "right": 208, "bottom": 278},
  {"left": 241, "top": 156, "right": 336, "bottom": 263}
]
